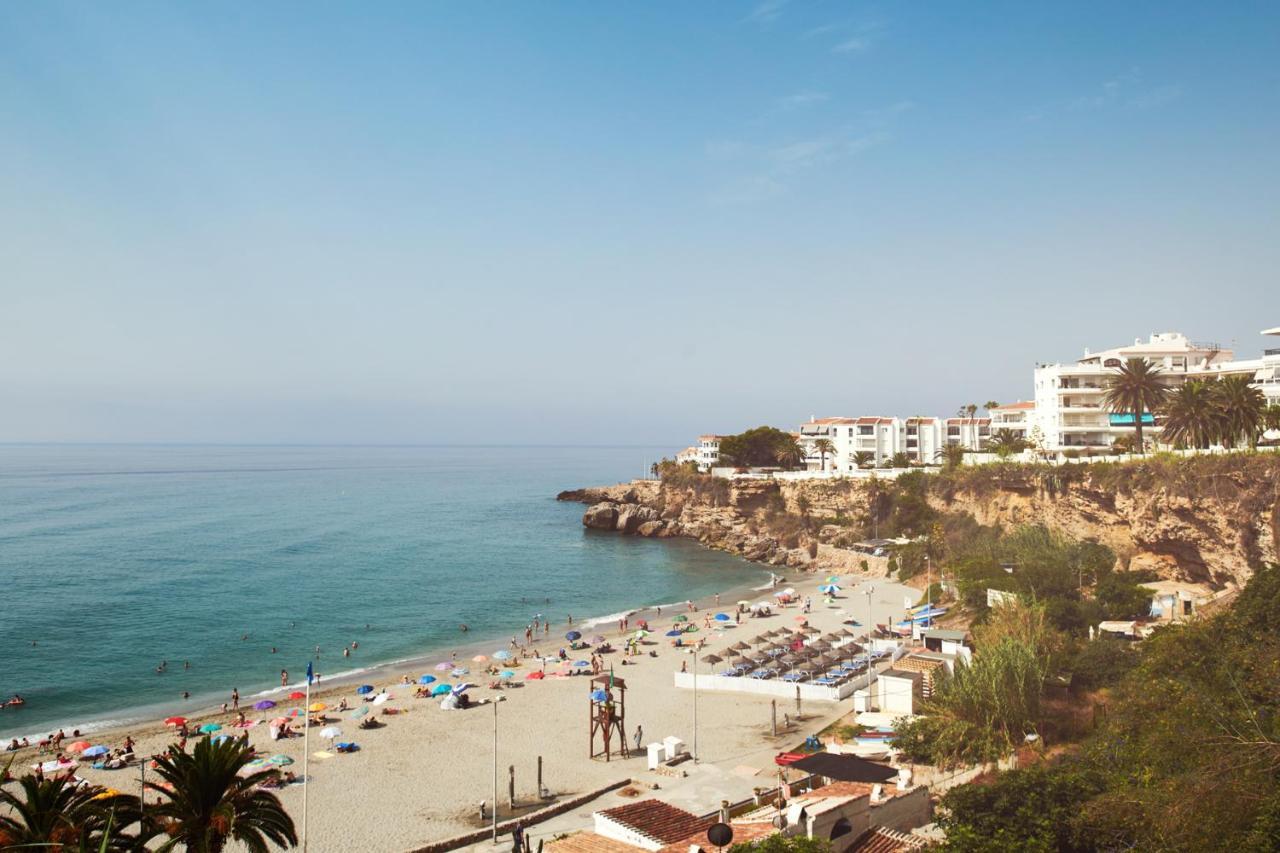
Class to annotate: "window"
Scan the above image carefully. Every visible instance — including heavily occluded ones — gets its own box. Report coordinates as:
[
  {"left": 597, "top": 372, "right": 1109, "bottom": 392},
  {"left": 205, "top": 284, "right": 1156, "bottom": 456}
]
[{"left": 858, "top": 426, "right": 873, "bottom": 435}]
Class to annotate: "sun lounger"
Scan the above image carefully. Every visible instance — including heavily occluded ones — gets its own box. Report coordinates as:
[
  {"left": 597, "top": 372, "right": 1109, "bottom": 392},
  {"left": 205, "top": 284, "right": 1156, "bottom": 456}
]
[{"left": 781, "top": 671, "right": 807, "bottom": 683}]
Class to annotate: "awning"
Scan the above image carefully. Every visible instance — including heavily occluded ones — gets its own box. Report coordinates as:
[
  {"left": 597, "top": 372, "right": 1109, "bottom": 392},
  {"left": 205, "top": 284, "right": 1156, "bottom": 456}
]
[{"left": 785, "top": 752, "right": 899, "bottom": 783}]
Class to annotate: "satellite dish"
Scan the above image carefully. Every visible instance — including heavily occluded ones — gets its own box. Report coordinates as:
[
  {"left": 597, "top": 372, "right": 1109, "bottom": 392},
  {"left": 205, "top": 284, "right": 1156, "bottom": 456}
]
[{"left": 707, "top": 822, "right": 733, "bottom": 849}]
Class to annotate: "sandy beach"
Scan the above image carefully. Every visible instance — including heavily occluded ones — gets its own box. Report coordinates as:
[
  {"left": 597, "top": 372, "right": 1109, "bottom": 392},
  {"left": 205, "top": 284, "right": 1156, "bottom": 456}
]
[{"left": 5, "top": 570, "right": 918, "bottom": 852}]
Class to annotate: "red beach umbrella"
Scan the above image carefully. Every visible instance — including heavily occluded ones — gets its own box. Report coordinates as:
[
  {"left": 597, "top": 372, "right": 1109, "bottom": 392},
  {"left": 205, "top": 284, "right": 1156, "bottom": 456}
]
[
  {"left": 164, "top": 716, "right": 187, "bottom": 726},
  {"left": 525, "top": 671, "right": 545, "bottom": 680},
  {"left": 288, "top": 691, "right": 306, "bottom": 700}
]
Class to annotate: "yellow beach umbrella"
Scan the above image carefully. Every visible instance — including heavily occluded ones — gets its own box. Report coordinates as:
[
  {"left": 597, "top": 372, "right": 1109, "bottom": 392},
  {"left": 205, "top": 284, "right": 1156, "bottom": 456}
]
[{"left": 308, "top": 702, "right": 327, "bottom": 712}]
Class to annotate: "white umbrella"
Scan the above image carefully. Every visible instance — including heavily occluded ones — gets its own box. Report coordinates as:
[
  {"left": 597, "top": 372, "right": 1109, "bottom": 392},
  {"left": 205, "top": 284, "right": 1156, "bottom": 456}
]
[
  {"left": 372, "top": 693, "right": 390, "bottom": 706},
  {"left": 318, "top": 726, "right": 342, "bottom": 740}
]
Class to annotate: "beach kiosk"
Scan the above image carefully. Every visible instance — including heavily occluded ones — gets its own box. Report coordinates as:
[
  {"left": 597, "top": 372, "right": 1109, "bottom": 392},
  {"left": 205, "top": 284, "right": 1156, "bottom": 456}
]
[{"left": 589, "top": 674, "right": 629, "bottom": 761}]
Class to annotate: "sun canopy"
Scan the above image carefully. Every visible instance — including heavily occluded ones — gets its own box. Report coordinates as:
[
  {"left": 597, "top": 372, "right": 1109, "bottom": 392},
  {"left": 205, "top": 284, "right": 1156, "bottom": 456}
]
[{"left": 786, "top": 752, "right": 898, "bottom": 783}]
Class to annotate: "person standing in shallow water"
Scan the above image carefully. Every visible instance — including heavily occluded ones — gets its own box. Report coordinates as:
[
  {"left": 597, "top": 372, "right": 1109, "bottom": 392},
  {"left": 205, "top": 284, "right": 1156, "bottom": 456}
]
[{"left": 280, "top": 669, "right": 288, "bottom": 687}]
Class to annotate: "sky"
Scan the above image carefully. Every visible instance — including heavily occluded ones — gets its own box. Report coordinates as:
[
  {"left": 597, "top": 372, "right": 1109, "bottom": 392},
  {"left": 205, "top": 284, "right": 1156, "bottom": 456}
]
[{"left": 2, "top": 2, "right": 1278, "bottom": 446}]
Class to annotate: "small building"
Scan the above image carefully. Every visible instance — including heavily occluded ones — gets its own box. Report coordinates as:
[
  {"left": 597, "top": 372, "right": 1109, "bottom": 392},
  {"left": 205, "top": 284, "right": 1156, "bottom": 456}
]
[
  {"left": 593, "top": 800, "right": 713, "bottom": 851},
  {"left": 674, "top": 446, "right": 698, "bottom": 465},
  {"left": 876, "top": 669, "right": 923, "bottom": 717},
  {"left": 1143, "top": 580, "right": 1214, "bottom": 622},
  {"left": 921, "top": 629, "right": 972, "bottom": 665},
  {"left": 695, "top": 435, "right": 723, "bottom": 472},
  {"left": 1097, "top": 620, "right": 1139, "bottom": 640}
]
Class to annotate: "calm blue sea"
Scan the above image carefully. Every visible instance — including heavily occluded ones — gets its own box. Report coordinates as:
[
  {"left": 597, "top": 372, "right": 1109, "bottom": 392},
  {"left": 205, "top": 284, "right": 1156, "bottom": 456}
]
[{"left": 0, "top": 445, "right": 761, "bottom": 739}]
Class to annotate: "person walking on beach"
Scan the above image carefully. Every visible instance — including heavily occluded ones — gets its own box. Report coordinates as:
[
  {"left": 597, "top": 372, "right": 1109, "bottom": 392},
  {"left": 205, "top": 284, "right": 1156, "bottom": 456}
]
[
  {"left": 231, "top": 688, "right": 239, "bottom": 710},
  {"left": 715, "top": 593, "right": 720, "bottom": 607},
  {"left": 634, "top": 725, "right": 644, "bottom": 751}
]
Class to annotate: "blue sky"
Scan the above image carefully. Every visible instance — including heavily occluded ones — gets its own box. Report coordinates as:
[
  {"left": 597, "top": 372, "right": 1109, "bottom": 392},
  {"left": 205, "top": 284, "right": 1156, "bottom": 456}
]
[{"left": 2, "top": 2, "right": 1278, "bottom": 445}]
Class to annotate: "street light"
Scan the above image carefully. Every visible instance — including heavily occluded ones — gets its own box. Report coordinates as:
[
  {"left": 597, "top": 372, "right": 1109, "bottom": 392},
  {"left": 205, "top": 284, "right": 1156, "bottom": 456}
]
[
  {"left": 692, "top": 651, "right": 699, "bottom": 763},
  {"left": 865, "top": 585, "right": 875, "bottom": 710},
  {"left": 492, "top": 695, "right": 507, "bottom": 842}
]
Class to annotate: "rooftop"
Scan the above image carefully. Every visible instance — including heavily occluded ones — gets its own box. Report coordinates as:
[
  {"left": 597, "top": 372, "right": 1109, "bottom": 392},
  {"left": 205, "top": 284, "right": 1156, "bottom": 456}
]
[
  {"left": 850, "top": 826, "right": 928, "bottom": 852},
  {"left": 596, "top": 800, "right": 713, "bottom": 847}
]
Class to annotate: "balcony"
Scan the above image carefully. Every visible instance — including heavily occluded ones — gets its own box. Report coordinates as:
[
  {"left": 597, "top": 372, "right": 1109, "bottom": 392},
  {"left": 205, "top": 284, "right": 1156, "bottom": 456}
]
[{"left": 1058, "top": 384, "right": 1103, "bottom": 393}]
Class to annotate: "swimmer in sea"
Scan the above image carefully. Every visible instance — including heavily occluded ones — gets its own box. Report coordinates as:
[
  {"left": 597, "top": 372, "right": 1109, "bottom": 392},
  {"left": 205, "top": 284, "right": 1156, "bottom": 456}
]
[{"left": 460, "top": 624, "right": 469, "bottom": 632}]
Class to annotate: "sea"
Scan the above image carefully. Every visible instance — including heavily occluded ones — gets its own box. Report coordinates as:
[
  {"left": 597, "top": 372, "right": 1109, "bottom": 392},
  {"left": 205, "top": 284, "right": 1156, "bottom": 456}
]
[{"left": 0, "top": 445, "right": 764, "bottom": 740}]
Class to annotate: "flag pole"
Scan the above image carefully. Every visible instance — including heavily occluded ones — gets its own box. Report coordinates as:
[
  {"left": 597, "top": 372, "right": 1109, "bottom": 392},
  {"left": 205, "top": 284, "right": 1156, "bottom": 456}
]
[{"left": 303, "top": 661, "right": 311, "bottom": 853}]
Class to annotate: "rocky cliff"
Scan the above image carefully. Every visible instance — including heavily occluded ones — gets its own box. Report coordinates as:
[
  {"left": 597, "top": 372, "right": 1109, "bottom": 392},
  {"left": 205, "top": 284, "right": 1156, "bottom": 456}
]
[{"left": 558, "top": 454, "right": 1280, "bottom": 588}]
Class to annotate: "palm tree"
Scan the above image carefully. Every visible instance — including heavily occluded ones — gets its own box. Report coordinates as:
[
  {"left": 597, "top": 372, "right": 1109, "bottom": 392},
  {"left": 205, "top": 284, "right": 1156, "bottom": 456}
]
[
  {"left": 934, "top": 444, "right": 966, "bottom": 470},
  {"left": 984, "top": 400, "right": 1000, "bottom": 415},
  {"left": 1159, "top": 379, "right": 1221, "bottom": 449},
  {"left": 986, "top": 429, "right": 1028, "bottom": 458},
  {"left": 811, "top": 438, "right": 836, "bottom": 472},
  {"left": 890, "top": 451, "right": 911, "bottom": 469},
  {"left": 1212, "top": 374, "right": 1266, "bottom": 449},
  {"left": 1103, "top": 358, "right": 1168, "bottom": 454},
  {"left": 148, "top": 738, "right": 297, "bottom": 853},
  {"left": 853, "top": 451, "right": 874, "bottom": 469},
  {"left": 1266, "top": 404, "right": 1280, "bottom": 435},
  {"left": 772, "top": 438, "right": 806, "bottom": 470},
  {"left": 0, "top": 772, "right": 143, "bottom": 851}
]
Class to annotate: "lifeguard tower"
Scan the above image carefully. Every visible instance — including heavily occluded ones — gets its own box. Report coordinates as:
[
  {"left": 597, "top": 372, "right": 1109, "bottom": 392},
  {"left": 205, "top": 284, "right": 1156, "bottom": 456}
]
[{"left": 588, "top": 675, "right": 629, "bottom": 761}]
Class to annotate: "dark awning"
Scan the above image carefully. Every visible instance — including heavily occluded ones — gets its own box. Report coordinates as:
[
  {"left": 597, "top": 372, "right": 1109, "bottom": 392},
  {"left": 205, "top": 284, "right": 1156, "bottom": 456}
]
[{"left": 787, "top": 753, "right": 898, "bottom": 783}]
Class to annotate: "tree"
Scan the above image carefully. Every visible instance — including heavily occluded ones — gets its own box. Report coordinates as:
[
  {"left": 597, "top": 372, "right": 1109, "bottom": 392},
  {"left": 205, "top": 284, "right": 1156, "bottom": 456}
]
[
  {"left": 889, "top": 451, "right": 911, "bottom": 469},
  {"left": 986, "top": 429, "right": 1028, "bottom": 458},
  {"left": 772, "top": 438, "right": 806, "bottom": 470},
  {"left": 1103, "top": 357, "right": 1168, "bottom": 454},
  {"left": 0, "top": 772, "right": 143, "bottom": 851},
  {"left": 1212, "top": 374, "right": 1266, "bottom": 449},
  {"left": 935, "top": 443, "right": 966, "bottom": 470},
  {"left": 852, "top": 450, "right": 874, "bottom": 469},
  {"left": 1159, "top": 379, "right": 1221, "bottom": 449},
  {"left": 938, "top": 763, "right": 1103, "bottom": 852},
  {"left": 717, "top": 427, "right": 799, "bottom": 468},
  {"left": 984, "top": 400, "right": 1000, "bottom": 414},
  {"left": 730, "top": 836, "right": 831, "bottom": 853},
  {"left": 148, "top": 738, "right": 298, "bottom": 853},
  {"left": 811, "top": 438, "right": 836, "bottom": 472}
]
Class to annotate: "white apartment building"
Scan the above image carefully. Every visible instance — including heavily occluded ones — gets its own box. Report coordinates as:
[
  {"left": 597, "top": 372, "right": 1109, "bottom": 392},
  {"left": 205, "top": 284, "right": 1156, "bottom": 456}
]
[
  {"left": 988, "top": 401, "right": 1033, "bottom": 439},
  {"left": 1030, "top": 330, "right": 1279, "bottom": 451},
  {"left": 944, "top": 417, "right": 990, "bottom": 449},
  {"left": 695, "top": 435, "right": 722, "bottom": 472},
  {"left": 675, "top": 446, "right": 698, "bottom": 465},
  {"left": 797, "top": 415, "right": 968, "bottom": 470}
]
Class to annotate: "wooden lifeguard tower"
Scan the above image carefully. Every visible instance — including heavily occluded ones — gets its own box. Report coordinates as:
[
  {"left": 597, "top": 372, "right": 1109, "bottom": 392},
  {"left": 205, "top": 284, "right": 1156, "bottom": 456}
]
[{"left": 588, "top": 674, "right": 629, "bottom": 761}]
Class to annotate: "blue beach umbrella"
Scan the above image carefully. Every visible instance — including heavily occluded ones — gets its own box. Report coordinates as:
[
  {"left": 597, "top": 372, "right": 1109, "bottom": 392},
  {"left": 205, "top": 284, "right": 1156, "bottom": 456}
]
[
  {"left": 714, "top": 613, "right": 731, "bottom": 622},
  {"left": 819, "top": 584, "right": 840, "bottom": 594},
  {"left": 665, "top": 630, "right": 683, "bottom": 637},
  {"left": 565, "top": 630, "right": 581, "bottom": 641},
  {"left": 451, "top": 667, "right": 469, "bottom": 677},
  {"left": 355, "top": 685, "right": 374, "bottom": 695},
  {"left": 493, "top": 650, "right": 512, "bottom": 661},
  {"left": 590, "top": 689, "right": 608, "bottom": 702},
  {"left": 210, "top": 735, "right": 233, "bottom": 745},
  {"left": 574, "top": 660, "right": 590, "bottom": 667},
  {"left": 431, "top": 683, "right": 452, "bottom": 696},
  {"left": 199, "top": 723, "right": 221, "bottom": 734},
  {"left": 499, "top": 670, "right": 515, "bottom": 680},
  {"left": 418, "top": 675, "right": 436, "bottom": 685},
  {"left": 82, "top": 745, "right": 110, "bottom": 758}
]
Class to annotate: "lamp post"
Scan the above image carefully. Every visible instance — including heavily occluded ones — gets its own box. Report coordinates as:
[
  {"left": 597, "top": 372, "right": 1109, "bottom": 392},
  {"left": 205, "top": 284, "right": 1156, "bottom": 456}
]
[
  {"left": 692, "top": 652, "right": 699, "bottom": 762},
  {"left": 865, "top": 585, "right": 875, "bottom": 710},
  {"left": 493, "top": 695, "right": 506, "bottom": 842}
]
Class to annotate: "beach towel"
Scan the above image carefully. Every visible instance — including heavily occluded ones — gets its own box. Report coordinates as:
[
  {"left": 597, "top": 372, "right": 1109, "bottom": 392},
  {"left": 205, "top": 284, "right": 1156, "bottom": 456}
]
[{"left": 312, "top": 751, "right": 334, "bottom": 760}]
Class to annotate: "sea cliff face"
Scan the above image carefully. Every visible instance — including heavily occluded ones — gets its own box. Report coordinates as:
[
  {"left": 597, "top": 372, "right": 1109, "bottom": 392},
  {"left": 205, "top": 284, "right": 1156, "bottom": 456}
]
[{"left": 559, "top": 456, "right": 1280, "bottom": 588}]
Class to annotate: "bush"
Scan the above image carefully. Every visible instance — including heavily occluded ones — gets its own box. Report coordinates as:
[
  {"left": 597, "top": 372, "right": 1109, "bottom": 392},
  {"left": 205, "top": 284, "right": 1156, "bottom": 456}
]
[{"left": 1067, "top": 637, "right": 1136, "bottom": 692}]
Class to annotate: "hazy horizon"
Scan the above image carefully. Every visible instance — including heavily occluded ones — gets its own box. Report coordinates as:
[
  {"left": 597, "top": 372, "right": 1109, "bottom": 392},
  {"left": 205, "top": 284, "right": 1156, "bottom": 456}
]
[{"left": 3, "top": 3, "right": 1277, "bottom": 447}]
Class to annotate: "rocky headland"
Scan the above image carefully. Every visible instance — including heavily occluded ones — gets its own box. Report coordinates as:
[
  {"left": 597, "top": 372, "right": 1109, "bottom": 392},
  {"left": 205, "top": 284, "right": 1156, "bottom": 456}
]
[{"left": 559, "top": 454, "right": 1280, "bottom": 588}]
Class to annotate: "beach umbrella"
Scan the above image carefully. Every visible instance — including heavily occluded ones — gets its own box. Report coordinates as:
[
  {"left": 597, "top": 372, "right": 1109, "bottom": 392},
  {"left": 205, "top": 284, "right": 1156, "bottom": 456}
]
[
  {"left": 731, "top": 641, "right": 750, "bottom": 651},
  {"left": 308, "top": 702, "right": 327, "bottom": 712},
  {"left": 673, "top": 614, "right": 688, "bottom": 622},
  {"left": 356, "top": 685, "right": 375, "bottom": 695},
  {"left": 702, "top": 654, "right": 724, "bottom": 664},
  {"left": 525, "top": 671, "right": 545, "bottom": 681},
  {"left": 825, "top": 575, "right": 841, "bottom": 583},
  {"left": 665, "top": 630, "right": 684, "bottom": 637},
  {"left": 254, "top": 700, "right": 276, "bottom": 710},
  {"left": 418, "top": 675, "right": 436, "bottom": 685},
  {"left": 590, "top": 689, "right": 609, "bottom": 702},
  {"left": 493, "top": 650, "right": 512, "bottom": 661},
  {"left": 451, "top": 667, "right": 469, "bottom": 677},
  {"left": 574, "top": 660, "right": 590, "bottom": 667},
  {"left": 566, "top": 630, "right": 581, "bottom": 641},
  {"left": 93, "top": 788, "right": 123, "bottom": 800},
  {"left": 750, "top": 634, "right": 771, "bottom": 645},
  {"left": 431, "top": 683, "right": 452, "bottom": 696},
  {"left": 211, "top": 735, "right": 234, "bottom": 745},
  {"left": 451, "top": 682, "right": 472, "bottom": 695},
  {"left": 801, "top": 625, "right": 820, "bottom": 634},
  {"left": 819, "top": 584, "right": 840, "bottom": 594},
  {"left": 164, "top": 716, "right": 187, "bottom": 726},
  {"left": 372, "top": 693, "right": 389, "bottom": 706},
  {"left": 268, "top": 754, "right": 294, "bottom": 766},
  {"left": 288, "top": 691, "right": 306, "bottom": 700},
  {"left": 472, "top": 654, "right": 489, "bottom": 663},
  {"left": 319, "top": 726, "right": 342, "bottom": 740},
  {"left": 499, "top": 670, "right": 515, "bottom": 680},
  {"left": 714, "top": 613, "right": 731, "bottom": 622},
  {"left": 434, "top": 662, "right": 453, "bottom": 671},
  {"left": 351, "top": 706, "right": 369, "bottom": 717},
  {"left": 633, "top": 629, "right": 649, "bottom": 638},
  {"left": 67, "top": 741, "right": 91, "bottom": 754},
  {"left": 199, "top": 723, "right": 222, "bottom": 734},
  {"left": 82, "top": 745, "right": 109, "bottom": 758}
]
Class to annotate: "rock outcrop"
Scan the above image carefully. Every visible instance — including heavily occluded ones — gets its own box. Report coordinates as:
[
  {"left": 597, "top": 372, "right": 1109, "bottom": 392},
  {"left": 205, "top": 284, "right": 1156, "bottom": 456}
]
[{"left": 559, "top": 455, "right": 1280, "bottom": 587}]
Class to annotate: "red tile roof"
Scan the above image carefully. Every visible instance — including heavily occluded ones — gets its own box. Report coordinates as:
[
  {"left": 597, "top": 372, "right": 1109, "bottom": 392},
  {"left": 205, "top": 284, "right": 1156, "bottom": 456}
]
[
  {"left": 657, "top": 821, "right": 778, "bottom": 853},
  {"left": 992, "top": 401, "right": 1035, "bottom": 411},
  {"left": 944, "top": 418, "right": 991, "bottom": 424},
  {"left": 849, "top": 827, "right": 926, "bottom": 852},
  {"left": 547, "top": 833, "right": 645, "bottom": 853},
  {"left": 598, "top": 800, "right": 714, "bottom": 846},
  {"left": 811, "top": 417, "right": 857, "bottom": 425}
]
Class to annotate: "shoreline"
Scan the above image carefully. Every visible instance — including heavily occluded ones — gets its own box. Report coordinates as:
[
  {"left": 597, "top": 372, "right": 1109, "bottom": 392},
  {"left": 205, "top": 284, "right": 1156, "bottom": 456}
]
[{"left": 1, "top": 565, "right": 782, "bottom": 748}]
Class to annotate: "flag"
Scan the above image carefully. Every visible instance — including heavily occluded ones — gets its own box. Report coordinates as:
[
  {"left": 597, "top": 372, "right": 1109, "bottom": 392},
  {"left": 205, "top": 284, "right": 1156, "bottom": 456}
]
[
  {"left": 306, "top": 661, "right": 314, "bottom": 685},
  {"left": 609, "top": 664, "right": 614, "bottom": 690}
]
